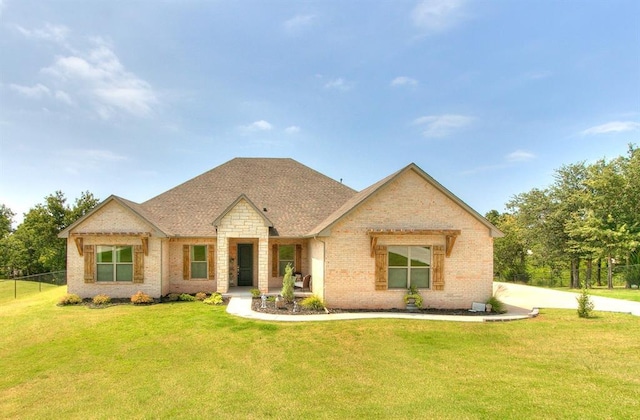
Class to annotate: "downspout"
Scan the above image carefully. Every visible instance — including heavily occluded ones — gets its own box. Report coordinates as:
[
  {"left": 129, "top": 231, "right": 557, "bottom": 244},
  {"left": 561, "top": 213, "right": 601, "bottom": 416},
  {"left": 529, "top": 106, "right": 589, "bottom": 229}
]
[{"left": 159, "top": 239, "right": 163, "bottom": 301}]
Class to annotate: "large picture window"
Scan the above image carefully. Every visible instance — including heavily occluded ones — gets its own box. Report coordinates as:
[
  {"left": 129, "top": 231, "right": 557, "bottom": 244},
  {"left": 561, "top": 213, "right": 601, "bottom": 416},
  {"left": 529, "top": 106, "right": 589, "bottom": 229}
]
[
  {"left": 96, "top": 246, "right": 133, "bottom": 282},
  {"left": 388, "top": 246, "right": 431, "bottom": 289},
  {"left": 191, "top": 245, "right": 208, "bottom": 279}
]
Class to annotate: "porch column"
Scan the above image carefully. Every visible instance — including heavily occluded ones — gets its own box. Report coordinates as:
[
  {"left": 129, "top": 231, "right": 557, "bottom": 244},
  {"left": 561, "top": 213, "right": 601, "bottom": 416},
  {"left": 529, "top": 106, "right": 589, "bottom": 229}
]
[
  {"left": 217, "top": 235, "right": 229, "bottom": 293},
  {"left": 258, "top": 237, "right": 269, "bottom": 293}
]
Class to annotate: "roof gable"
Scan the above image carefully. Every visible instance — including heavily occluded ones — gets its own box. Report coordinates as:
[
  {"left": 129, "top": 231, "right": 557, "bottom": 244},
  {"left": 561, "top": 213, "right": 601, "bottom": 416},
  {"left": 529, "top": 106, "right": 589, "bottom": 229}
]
[
  {"left": 213, "top": 194, "right": 273, "bottom": 228},
  {"left": 309, "top": 163, "right": 503, "bottom": 237},
  {"left": 58, "top": 195, "right": 169, "bottom": 238}
]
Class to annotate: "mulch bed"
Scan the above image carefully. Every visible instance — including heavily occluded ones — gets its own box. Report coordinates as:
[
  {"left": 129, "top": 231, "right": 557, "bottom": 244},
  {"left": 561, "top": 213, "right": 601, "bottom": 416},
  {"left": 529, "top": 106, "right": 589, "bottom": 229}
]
[{"left": 251, "top": 297, "right": 492, "bottom": 316}]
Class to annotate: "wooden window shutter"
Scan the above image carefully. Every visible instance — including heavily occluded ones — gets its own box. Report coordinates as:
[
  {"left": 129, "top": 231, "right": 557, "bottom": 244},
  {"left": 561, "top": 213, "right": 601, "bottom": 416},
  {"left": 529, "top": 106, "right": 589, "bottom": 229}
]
[
  {"left": 207, "top": 245, "right": 215, "bottom": 280},
  {"left": 432, "top": 245, "right": 445, "bottom": 291},
  {"left": 271, "top": 244, "right": 278, "bottom": 277},
  {"left": 183, "top": 245, "right": 190, "bottom": 280},
  {"left": 295, "top": 244, "right": 302, "bottom": 272},
  {"left": 133, "top": 245, "right": 144, "bottom": 283},
  {"left": 83, "top": 245, "right": 95, "bottom": 283},
  {"left": 374, "top": 245, "right": 388, "bottom": 291}
]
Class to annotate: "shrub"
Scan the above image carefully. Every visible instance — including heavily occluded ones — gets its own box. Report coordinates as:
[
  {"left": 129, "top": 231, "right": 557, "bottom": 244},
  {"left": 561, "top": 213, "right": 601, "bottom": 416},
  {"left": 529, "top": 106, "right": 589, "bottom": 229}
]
[
  {"left": 179, "top": 293, "right": 196, "bottom": 302},
  {"left": 58, "top": 293, "right": 82, "bottom": 306},
  {"left": 486, "top": 295, "right": 506, "bottom": 314},
  {"left": 250, "top": 288, "right": 261, "bottom": 298},
  {"left": 300, "top": 295, "right": 325, "bottom": 311},
  {"left": 131, "top": 291, "right": 154, "bottom": 305},
  {"left": 203, "top": 292, "right": 224, "bottom": 305},
  {"left": 195, "top": 292, "right": 208, "bottom": 301},
  {"left": 166, "top": 293, "right": 180, "bottom": 302},
  {"left": 577, "top": 285, "right": 595, "bottom": 318},
  {"left": 92, "top": 294, "right": 111, "bottom": 305},
  {"left": 281, "top": 263, "right": 295, "bottom": 303}
]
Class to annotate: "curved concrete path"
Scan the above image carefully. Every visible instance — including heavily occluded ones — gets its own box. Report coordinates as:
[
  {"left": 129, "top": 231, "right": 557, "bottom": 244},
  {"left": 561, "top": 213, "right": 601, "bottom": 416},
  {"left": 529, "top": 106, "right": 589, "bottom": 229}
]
[
  {"left": 226, "top": 294, "right": 535, "bottom": 323},
  {"left": 494, "top": 282, "right": 640, "bottom": 317}
]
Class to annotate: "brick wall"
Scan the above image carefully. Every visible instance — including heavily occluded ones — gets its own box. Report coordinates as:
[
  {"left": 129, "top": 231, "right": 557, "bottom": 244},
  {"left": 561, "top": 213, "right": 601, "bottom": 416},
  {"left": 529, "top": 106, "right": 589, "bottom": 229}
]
[
  {"left": 322, "top": 169, "right": 494, "bottom": 309},
  {"left": 66, "top": 200, "right": 164, "bottom": 298}
]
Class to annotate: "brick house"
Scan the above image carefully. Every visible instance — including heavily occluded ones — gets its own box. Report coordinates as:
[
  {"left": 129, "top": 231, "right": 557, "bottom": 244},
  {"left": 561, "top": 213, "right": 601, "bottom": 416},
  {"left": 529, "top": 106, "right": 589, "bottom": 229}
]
[{"left": 59, "top": 158, "right": 502, "bottom": 309}]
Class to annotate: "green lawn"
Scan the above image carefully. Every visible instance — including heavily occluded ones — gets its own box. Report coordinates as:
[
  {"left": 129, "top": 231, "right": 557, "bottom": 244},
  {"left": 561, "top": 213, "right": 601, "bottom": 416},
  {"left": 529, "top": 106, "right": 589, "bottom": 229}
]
[
  {"left": 0, "top": 279, "right": 60, "bottom": 305},
  {"left": 552, "top": 286, "right": 640, "bottom": 303},
  {"left": 1, "top": 288, "right": 639, "bottom": 419}
]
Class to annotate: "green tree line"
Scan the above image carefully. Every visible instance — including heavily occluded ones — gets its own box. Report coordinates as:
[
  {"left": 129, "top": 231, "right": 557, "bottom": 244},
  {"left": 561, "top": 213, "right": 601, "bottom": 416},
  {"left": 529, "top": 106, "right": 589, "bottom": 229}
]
[
  {"left": 487, "top": 144, "right": 640, "bottom": 289},
  {"left": 0, "top": 191, "right": 99, "bottom": 277}
]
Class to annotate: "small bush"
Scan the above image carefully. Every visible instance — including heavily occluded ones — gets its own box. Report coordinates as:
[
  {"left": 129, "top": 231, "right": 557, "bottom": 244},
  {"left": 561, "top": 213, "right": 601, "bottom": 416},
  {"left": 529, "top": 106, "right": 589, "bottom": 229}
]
[
  {"left": 166, "top": 293, "right": 180, "bottom": 302},
  {"left": 281, "top": 263, "right": 295, "bottom": 303},
  {"left": 131, "top": 291, "right": 154, "bottom": 305},
  {"left": 58, "top": 293, "right": 82, "bottom": 306},
  {"left": 577, "top": 286, "right": 595, "bottom": 318},
  {"left": 179, "top": 293, "right": 196, "bottom": 302},
  {"left": 203, "top": 292, "right": 224, "bottom": 305},
  {"left": 486, "top": 295, "right": 506, "bottom": 314},
  {"left": 300, "top": 295, "right": 325, "bottom": 311},
  {"left": 250, "top": 288, "right": 261, "bottom": 298},
  {"left": 92, "top": 294, "right": 111, "bottom": 305},
  {"left": 195, "top": 292, "right": 208, "bottom": 301}
]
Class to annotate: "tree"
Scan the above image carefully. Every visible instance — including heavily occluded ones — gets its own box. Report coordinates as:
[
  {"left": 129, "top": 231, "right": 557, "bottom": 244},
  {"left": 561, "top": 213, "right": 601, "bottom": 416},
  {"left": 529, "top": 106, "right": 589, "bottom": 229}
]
[
  {"left": 486, "top": 210, "right": 528, "bottom": 282},
  {"left": 3, "top": 191, "right": 99, "bottom": 276}
]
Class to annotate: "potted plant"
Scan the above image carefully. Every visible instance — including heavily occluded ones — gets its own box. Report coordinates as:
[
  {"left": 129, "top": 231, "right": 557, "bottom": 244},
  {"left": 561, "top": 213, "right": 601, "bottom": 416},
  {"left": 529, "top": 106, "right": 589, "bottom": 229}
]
[{"left": 404, "top": 285, "right": 423, "bottom": 312}]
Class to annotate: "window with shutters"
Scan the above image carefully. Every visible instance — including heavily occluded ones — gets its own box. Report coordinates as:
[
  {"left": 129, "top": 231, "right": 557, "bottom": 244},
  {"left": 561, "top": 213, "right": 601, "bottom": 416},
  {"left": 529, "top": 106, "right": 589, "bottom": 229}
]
[
  {"left": 388, "top": 246, "right": 431, "bottom": 289},
  {"left": 190, "top": 245, "right": 208, "bottom": 279},
  {"left": 96, "top": 245, "right": 133, "bottom": 282}
]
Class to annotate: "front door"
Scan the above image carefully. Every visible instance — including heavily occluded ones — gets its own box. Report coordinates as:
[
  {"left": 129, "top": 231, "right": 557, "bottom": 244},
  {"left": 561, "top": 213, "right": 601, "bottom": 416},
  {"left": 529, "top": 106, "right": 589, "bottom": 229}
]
[{"left": 237, "top": 244, "right": 253, "bottom": 286}]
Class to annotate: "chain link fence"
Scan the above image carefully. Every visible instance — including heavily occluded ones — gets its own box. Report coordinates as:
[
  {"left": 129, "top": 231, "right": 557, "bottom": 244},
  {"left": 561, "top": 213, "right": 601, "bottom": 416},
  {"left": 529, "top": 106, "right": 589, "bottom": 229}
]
[{"left": 1, "top": 271, "right": 67, "bottom": 300}]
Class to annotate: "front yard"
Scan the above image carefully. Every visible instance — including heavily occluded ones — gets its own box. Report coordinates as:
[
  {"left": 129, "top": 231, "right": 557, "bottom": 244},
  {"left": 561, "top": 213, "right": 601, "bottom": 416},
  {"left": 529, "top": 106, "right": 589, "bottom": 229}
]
[{"left": 1, "top": 286, "right": 638, "bottom": 419}]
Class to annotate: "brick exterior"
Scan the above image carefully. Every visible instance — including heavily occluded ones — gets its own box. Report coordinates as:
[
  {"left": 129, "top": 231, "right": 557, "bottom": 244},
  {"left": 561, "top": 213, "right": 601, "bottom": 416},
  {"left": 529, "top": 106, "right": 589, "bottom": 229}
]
[
  {"left": 317, "top": 169, "right": 494, "bottom": 309},
  {"left": 66, "top": 200, "right": 165, "bottom": 298}
]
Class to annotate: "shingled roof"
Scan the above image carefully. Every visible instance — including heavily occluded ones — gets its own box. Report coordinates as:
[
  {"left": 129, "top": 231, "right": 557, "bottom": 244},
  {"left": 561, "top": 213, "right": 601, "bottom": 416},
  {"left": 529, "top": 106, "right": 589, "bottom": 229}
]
[{"left": 140, "top": 158, "right": 357, "bottom": 237}]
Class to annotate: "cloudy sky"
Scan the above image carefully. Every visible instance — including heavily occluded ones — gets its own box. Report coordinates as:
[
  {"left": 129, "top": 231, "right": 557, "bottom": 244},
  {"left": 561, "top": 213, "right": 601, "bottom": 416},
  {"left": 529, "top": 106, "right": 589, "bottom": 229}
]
[{"left": 1, "top": 0, "right": 638, "bottom": 224}]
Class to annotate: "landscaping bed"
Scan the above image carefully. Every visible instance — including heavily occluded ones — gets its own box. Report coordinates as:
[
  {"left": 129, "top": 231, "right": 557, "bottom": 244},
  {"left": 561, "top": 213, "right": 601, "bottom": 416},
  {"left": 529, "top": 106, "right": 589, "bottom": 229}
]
[{"left": 251, "top": 297, "right": 491, "bottom": 316}]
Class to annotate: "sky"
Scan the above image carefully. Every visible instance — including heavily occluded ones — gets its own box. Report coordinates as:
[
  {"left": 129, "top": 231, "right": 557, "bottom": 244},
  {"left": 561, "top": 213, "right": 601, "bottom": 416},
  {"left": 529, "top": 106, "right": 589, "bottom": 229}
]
[{"left": 1, "top": 0, "right": 639, "bottom": 225}]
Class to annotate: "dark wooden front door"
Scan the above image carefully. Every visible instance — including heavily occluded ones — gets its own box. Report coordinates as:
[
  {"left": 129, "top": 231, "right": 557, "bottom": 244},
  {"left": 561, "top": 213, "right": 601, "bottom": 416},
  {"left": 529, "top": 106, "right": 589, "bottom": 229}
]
[{"left": 237, "top": 244, "right": 253, "bottom": 286}]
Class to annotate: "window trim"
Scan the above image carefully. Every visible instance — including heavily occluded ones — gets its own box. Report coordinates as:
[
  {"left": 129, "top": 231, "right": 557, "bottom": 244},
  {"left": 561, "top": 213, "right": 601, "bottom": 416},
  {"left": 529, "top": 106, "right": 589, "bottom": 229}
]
[{"left": 387, "top": 245, "right": 431, "bottom": 289}]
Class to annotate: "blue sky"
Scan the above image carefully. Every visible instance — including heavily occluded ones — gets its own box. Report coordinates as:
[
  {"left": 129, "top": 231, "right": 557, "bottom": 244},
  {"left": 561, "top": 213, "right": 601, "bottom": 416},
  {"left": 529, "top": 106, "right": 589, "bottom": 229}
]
[{"left": 1, "top": 0, "right": 638, "bottom": 224}]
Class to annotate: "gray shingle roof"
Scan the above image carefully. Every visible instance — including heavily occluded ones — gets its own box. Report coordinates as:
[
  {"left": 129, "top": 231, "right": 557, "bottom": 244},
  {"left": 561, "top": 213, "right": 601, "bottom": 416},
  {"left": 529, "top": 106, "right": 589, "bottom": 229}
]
[{"left": 140, "top": 158, "right": 357, "bottom": 237}]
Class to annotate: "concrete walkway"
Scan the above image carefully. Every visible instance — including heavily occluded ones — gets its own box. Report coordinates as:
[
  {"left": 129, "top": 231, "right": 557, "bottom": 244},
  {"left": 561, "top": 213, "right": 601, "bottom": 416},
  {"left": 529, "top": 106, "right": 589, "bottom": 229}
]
[
  {"left": 226, "top": 294, "right": 535, "bottom": 323},
  {"left": 494, "top": 282, "right": 640, "bottom": 317}
]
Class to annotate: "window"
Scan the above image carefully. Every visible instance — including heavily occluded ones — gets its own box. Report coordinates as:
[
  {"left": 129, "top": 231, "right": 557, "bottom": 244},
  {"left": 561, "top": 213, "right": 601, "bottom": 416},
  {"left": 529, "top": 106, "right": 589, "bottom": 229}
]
[
  {"left": 388, "top": 246, "right": 431, "bottom": 289},
  {"left": 96, "top": 246, "right": 133, "bottom": 282},
  {"left": 191, "top": 245, "right": 208, "bottom": 279},
  {"left": 278, "top": 245, "right": 294, "bottom": 276}
]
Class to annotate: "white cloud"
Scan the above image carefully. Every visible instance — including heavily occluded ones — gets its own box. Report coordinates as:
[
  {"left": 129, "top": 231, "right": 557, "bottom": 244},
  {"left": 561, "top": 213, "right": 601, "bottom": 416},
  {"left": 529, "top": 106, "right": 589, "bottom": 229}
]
[
  {"left": 16, "top": 23, "right": 70, "bottom": 45},
  {"left": 324, "top": 78, "right": 353, "bottom": 91},
  {"left": 391, "top": 76, "right": 418, "bottom": 87},
  {"left": 411, "top": 0, "right": 467, "bottom": 33},
  {"left": 283, "top": 14, "right": 316, "bottom": 33},
  {"left": 284, "top": 126, "right": 300, "bottom": 134},
  {"left": 413, "top": 114, "right": 474, "bottom": 138},
  {"left": 41, "top": 39, "right": 158, "bottom": 119},
  {"left": 242, "top": 120, "right": 273, "bottom": 132},
  {"left": 506, "top": 150, "right": 536, "bottom": 162},
  {"left": 581, "top": 121, "right": 640, "bottom": 136},
  {"left": 9, "top": 83, "right": 51, "bottom": 98}
]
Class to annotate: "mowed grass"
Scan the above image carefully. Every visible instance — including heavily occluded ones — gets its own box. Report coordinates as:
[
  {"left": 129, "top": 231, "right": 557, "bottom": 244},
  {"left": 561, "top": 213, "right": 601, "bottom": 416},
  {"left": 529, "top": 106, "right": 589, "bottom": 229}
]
[
  {"left": 553, "top": 286, "right": 640, "bottom": 303},
  {"left": 1, "top": 288, "right": 639, "bottom": 419},
  {"left": 0, "top": 280, "right": 60, "bottom": 305}
]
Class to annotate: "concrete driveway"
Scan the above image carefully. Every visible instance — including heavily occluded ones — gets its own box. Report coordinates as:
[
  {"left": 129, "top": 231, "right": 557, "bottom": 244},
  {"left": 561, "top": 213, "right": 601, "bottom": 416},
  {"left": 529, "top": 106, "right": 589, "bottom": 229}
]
[{"left": 494, "top": 282, "right": 640, "bottom": 317}]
